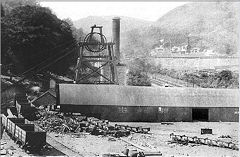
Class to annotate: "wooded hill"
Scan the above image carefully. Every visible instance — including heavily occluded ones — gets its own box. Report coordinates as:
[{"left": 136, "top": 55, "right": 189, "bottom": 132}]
[
  {"left": 1, "top": 1, "right": 239, "bottom": 78},
  {"left": 1, "top": 0, "right": 84, "bottom": 76},
  {"left": 74, "top": 16, "right": 151, "bottom": 39}
]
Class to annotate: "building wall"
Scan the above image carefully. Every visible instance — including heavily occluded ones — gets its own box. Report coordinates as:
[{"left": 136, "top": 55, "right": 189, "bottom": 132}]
[
  {"left": 209, "top": 107, "right": 239, "bottom": 122},
  {"left": 58, "top": 84, "right": 239, "bottom": 122},
  {"left": 60, "top": 105, "right": 239, "bottom": 122},
  {"left": 59, "top": 84, "right": 239, "bottom": 108},
  {"left": 153, "top": 58, "right": 239, "bottom": 71}
]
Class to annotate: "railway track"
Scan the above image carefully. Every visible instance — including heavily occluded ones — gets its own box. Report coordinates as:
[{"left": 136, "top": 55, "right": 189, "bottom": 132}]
[
  {"left": 150, "top": 78, "right": 185, "bottom": 87},
  {"left": 46, "top": 134, "right": 84, "bottom": 157}
]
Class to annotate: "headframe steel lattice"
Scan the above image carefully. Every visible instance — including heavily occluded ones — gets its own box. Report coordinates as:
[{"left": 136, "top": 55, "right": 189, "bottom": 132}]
[{"left": 74, "top": 25, "right": 118, "bottom": 84}]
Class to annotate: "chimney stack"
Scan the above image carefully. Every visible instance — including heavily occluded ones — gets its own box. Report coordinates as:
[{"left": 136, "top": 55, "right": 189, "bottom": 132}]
[
  {"left": 112, "top": 17, "right": 120, "bottom": 64},
  {"left": 112, "top": 17, "right": 127, "bottom": 85}
]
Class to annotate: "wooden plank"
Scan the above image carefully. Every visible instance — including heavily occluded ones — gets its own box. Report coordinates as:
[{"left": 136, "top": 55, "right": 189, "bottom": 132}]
[
  {"left": 1, "top": 114, "right": 8, "bottom": 127},
  {"left": 15, "top": 125, "right": 27, "bottom": 143},
  {"left": 83, "top": 56, "right": 109, "bottom": 58},
  {"left": 82, "top": 59, "right": 113, "bottom": 62},
  {"left": 79, "top": 42, "right": 114, "bottom": 46}
]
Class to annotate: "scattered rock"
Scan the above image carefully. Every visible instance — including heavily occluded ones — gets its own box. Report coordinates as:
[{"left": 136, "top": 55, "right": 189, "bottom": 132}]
[
  {"left": 161, "top": 122, "right": 174, "bottom": 125},
  {"left": 218, "top": 135, "right": 231, "bottom": 138},
  {"left": 7, "top": 149, "right": 14, "bottom": 155},
  {"left": 47, "top": 145, "right": 53, "bottom": 149},
  {"left": 108, "top": 137, "right": 116, "bottom": 141},
  {"left": 1, "top": 149, "right": 7, "bottom": 155},
  {"left": 7, "top": 146, "right": 16, "bottom": 150}
]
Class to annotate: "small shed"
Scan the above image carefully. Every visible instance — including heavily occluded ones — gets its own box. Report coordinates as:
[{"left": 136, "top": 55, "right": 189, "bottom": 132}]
[{"left": 31, "top": 89, "right": 56, "bottom": 110}]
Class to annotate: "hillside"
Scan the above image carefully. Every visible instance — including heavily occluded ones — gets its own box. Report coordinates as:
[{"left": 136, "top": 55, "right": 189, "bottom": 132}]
[
  {"left": 156, "top": 2, "right": 239, "bottom": 34},
  {"left": 73, "top": 16, "right": 151, "bottom": 39},
  {"left": 155, "top": 2, "right": 239, "bottom": 54},
  {"left": 72, "top": 2, "right": 239, "bottom": 62},
  {"left": 122, "top": 2, "right": 240, "bottom": 60}
]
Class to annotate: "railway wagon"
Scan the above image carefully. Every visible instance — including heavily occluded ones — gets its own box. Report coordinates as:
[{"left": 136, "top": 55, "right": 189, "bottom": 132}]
[
  {"left": 1, "top": 114, "right": 8, "bottom": 128},
  {"left": 2, "top": 115, "right": 47, "bottom": 151},
  {"left": 6, "top": 117, "right": 25, "bottom": 137},
  {"left": 25, "top": 119, "right": 45, "bottom": 132},
  {"left": 15, "top": 123, "right": 46, "bottom": 150}
]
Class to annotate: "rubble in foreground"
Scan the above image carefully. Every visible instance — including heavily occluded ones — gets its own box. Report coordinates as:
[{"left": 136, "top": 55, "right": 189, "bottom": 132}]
[{"left": 34, "top": 110, "right": 150, "bottom": 138}]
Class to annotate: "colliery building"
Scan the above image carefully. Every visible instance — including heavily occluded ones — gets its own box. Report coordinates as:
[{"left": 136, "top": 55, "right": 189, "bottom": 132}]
[{"left": 57, "top": 84, "right": 239, "bottom": 122}]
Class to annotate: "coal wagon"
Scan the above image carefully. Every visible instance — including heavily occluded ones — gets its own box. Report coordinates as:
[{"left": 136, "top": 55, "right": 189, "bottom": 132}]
[
  {"left": 1, "top": 114, "right": 8, "bottom": 128},
  {"left": 6, "top": 117, "right": 25, "bottom": 137},
  {"left": 15, "top": 123, "right": 46, "bottom": 151},
  {"left": 1, "top": 114, "right": 46, "bottom": 152}
]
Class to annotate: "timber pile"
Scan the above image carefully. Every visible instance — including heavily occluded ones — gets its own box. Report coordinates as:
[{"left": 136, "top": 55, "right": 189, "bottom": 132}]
[
  {"left": 115, "top": 124, "right": 150, "bottom": 134},
  {"left": 170, "top": 133, "right": 239, "bottom": 150},
  {"left": 35, "top": 111, "right": 150, "bottom": 137}
]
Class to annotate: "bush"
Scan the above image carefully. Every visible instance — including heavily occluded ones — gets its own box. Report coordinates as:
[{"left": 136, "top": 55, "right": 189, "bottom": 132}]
[
  {"left": 152, "top": 67, "right": 239, "bottom": 88},
  {"left": 127, "top": 70, "right": 151, "bottom": 86}
]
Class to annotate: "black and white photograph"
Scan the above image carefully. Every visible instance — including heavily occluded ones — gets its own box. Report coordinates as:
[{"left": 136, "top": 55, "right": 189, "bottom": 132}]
[{"left": 1, "top": 0, "right": 239, "bottom": 156}]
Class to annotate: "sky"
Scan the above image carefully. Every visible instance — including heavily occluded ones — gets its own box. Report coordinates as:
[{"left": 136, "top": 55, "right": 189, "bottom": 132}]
[{"left": 40, "top": 2, "right": 187, "bottom": 21}]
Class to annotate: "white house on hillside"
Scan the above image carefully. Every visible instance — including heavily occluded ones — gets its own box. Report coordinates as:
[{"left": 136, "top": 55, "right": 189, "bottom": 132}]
[
  {"left": 180, "top": 45, "right": 188, "bottom": 54},
  {"left": 171, "top": 46, "right": 181, "bottom": 53},
  {"left": 191, "top": 47, "right": 200, "bottom": 53},
  {"left": 203, "top": 49, "right": 216, "bottom": 56}
]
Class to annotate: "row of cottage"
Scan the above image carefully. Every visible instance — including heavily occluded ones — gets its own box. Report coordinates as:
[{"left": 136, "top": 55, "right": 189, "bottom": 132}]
[{"left": 150, "top": 45, "right": 216, "bottom": 56}]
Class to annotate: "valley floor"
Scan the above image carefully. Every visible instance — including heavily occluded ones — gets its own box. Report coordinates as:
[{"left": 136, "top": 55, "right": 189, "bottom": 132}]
[
  {"left": 49, "top": 122, "right": 238, "bottom": 157},
  {"left": 1, "top": 122, "right": 238, "bottom": 157}
]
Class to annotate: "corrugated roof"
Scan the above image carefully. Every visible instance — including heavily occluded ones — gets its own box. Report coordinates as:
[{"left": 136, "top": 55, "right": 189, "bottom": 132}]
[
  {"left": 32, "top": 89, "right": 56, "bottom": 103},
  {"left": 48, "top": 88, "right": 56, "bottom": 97},
  {"left": 59, "top": 84, "right": 239, "bottom": 108}
]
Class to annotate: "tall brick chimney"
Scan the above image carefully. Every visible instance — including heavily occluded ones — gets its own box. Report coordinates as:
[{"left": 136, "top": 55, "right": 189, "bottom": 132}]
[
  {"left": 112, "top": 17, "right": 120, "bottom": 64},
  {"left": 112, "top": 17, "right": 128, "bottom": 85}
]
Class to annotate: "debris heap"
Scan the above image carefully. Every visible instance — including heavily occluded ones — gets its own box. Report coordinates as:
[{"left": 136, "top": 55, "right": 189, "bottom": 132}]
[
  {"left": 170, "top": 133, "right": 239, "bottom": 150},
  {"left": 35, "top": 111, "right": 150, "bottom": 137}
]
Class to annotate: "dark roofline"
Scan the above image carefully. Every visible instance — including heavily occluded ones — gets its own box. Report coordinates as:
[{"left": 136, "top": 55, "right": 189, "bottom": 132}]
[
  {"left": 47, "top": 72, "right": 74, "bottom": 83},
  {"left": 31, "top": 89, "right": 56, "bottom": 103}
]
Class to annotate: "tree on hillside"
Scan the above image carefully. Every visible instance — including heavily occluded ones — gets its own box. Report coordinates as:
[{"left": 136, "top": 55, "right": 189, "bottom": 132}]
[
  {"left": 63, "top": 18, "right": 85, "bottom": 42},
  {"left": 1, "top": 0, "right": 38, "bottom": 15},
  {"left": 1, "top": 5, "right": 78, "bottom": 75},
  {"left": 218, "top": 70, "right": 233, "bottom": 81},
  {"left": 128, "top": 58, "right": 152, "bottom": 73},
  {"left": 127, "top": 70, "right": 151, "bottom": 86},
  {"left": 1, "top": 5, "right": 5, "bottom": 17},
  {"left": 127, "top": 58, "right": 152, "bottom": 86}
]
